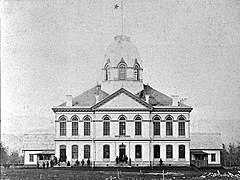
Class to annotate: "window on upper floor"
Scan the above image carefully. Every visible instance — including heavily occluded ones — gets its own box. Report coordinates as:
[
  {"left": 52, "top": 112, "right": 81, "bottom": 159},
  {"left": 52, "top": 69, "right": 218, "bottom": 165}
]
[
  {"left": 166, "top": 145, "right": 173, "bottom": 159},
  {"left": 135, "top": 145, "right": 142, "bottom": 159},
  {"left": 119, "top": 64, "right": 126, "bottom": 80},
  {"left": 154, "top": 145, "right": 160, "bottom": 158},
  {"left": 103, "top": 145, "right": 110, "bottom": 159},
  {"left": 72, "top": 145, "right": 78, "bottom": 159},
  {"left": 135, "top": 116, "right": 142, "bottom": 136},
  {"left": 119, "top": 116, "right": 126, "bottom": 136},
  {"left": 29, "top": 154, "right": 34, "bottom": 162},
  {"left": 211, "top": 154, "right": 216, "bottom": 162},
  {"left": 84, "top": 145, "right": 90, "bottom": 159},
  {"left": 84, "top": 116, "right": 91, "bottom": 136},
  {"left": 59, "top": 115, "right": 67, "bottom": 136},
  {"left": 166, "top": 115, "right": 173, "bottom": 136},
  {"left": 178, "top": 115, "right": 186, "bottom": 136},
  {"left": 153, "top": 116, "right": 161, "bottom": 136},
  {"left": 179, "top": 145, "right": 185, "bottom": 159},
  {"left": 178, "top": 122, "right": 185, "bottom": 136},
  {"left": 71, "top": 115, "right": 79, "bottom": 136},
  {"left": 103, "top": 116, "right": 110, "bottom": 136}
]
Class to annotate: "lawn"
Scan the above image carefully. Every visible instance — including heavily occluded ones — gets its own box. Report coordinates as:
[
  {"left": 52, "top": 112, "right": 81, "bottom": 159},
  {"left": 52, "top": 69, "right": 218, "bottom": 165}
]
[{"left": 1, "top": 166, "right": 240, "bottom": 180}]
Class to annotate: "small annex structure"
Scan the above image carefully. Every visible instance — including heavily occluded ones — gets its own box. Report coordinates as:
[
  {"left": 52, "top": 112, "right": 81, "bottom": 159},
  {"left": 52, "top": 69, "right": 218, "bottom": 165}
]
[
  {"left": 190, "top": 133, "right": 222, "bottom": 167},
  {"left": 22, "top": 134, "right": 55, "bottom": 166},
  {"left": 52, "top": 35, "right": 193, "bottom": 167}
]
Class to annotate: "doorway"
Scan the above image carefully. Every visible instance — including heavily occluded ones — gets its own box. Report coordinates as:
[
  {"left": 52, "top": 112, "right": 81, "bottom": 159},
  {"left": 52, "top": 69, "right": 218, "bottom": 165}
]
[
  {"left": 60, "top": 145, "right": 66, "bottom": 162},
  {"left": 119, "top": 143, "right": 126, "bottom": 162}
]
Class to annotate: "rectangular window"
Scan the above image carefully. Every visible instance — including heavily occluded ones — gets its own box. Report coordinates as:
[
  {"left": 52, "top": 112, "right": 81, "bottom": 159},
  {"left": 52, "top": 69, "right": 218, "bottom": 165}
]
[
  {"left": 153, "top": 122, "right": 160, "bottom": 136},
  {"left": 154, "top": 145, "right": 160, "bottom": 158},
  {"left": 103, "top": 145, "right": 110, "bottom": 159},
  {"left": 29, "top": 154, "right": 34, "bottom": 162},
  {"left": 103, "top": 121, "right": 110, "bottom": 136},
  {"left": 60, "top": 122, "right": 66, "bottom": 136},
  {"left": 166, "top": 145, "right": 173, "bottom": 159},
  {"left": 119, "top": 122, "right": 126, "bottom": 136},
  {"left": 179, "top": 145, "right": 185, "bottom": 159},
  {"left": 72, "top": 122, "right": 78, "bottom": 136},
  {"left": 135, "top": 122, "right": 142, "bottom": 136},
  {"left": 178, "top": 122, "right": 185, "bottom": 136},
  {"left": 135, "top": 145, "right": 142, "bottom": 158},
  {"left": 211, "top": 154, "right": 216, "bottom": 162},
  {"left": 72, "top": 145, "right": 78, "bottom": 159},
  {"left": 166, "top": 122, "right": 173, "bottom": 136},
  {"left": 84, "top": 145, "right": 90, "bottom": 159},
  {"left": 84, "top": 122, "right": 90, "bottom": 136}
]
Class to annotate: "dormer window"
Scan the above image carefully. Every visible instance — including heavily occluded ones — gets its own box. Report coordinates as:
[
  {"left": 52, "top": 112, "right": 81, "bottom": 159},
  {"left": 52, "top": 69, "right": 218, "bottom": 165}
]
[
  {"left": 134, "top": 64, "right": 140, "bottom": 80},
  {"left": 119, "top": 64, "right": 126, "bottom": 80},
  {"left": 105, "top": 65, "right": 110, "bottom": 81},
  {"left": 104, "top": 64, "right": 110, "bottom": 81}
]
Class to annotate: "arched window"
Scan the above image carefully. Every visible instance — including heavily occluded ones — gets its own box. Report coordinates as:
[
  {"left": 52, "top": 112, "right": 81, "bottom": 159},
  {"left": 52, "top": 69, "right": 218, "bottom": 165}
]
[
  {"left": 135, "top": 145, "right": 142, "bottom": 158},
  {"left": 105, "top": 64, "right": 110, "bottom": 80},
  {"left": 83, "top": 116, "right": 91, "bottom": 136},
  {"left": 178, "top": 115, "right": 186, "bottom": 136},
  {"left": 179, "top": 145, "right": 185, "bottom": 159},
  {"left": 103, "top": 116, "right": 110, "bottom": 136},
  {"left": 59, "top": 115, "right": 67, "bottom": 136},
  {"left": 72, "top": 145, "right": 78, "bottom": 159},
  {"left": 154, "top": 145, "right": 160, "bottom": 158},
  {"left": 166, "top": 115, "right": 173, "bottom": 136},
  {"left": 166, "top": 145, "right": 173, "bottom": 159},
  {"left": 119, "top": 64, "right": 126, "bottom": 80},
  {"left": 119, "top": 115, "right": 126, "bottom": 136},
  {"left": 71, "top": 115, "right": 79, "bottom": 136},
  {"left": 84, "top": 145, "right": 90, "bottom": 159},
  {"left": 135, "top": 115, "right": 142, "bottom": 136},
  {"left": 153, "top": 115, "right": 161, "bottom": 136},
  {"left": 103, "top": 145, "right": 110, "bottom": 159},
  {"left": 134, "top": 64, "right": 140, "bottom": 80}
]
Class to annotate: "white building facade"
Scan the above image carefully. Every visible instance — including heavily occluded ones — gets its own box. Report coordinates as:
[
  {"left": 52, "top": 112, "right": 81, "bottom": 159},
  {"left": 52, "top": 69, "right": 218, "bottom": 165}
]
[{"left": 52, "top": 35, "right": 193, "bottom": 166}]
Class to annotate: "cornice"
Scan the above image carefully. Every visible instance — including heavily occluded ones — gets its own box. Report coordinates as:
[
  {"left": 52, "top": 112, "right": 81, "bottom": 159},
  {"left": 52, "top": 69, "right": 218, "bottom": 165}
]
[
  {"left": 52, "top": 107, "right": 92, "bottom": 113},
  {"left": 52, "top": 107, "right": 192, "bottom": 113}
]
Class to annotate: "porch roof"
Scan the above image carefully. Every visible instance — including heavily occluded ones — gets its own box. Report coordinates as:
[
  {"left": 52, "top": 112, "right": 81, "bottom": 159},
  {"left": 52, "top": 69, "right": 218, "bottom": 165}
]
[{"left": 191, "top": 150, "right": 208, "bottom": 155}]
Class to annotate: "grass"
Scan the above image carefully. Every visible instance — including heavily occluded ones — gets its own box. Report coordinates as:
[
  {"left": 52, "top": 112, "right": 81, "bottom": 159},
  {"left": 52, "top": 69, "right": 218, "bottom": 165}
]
[{"left": 1, "top": 166, "right": 240, "bottom": 180}]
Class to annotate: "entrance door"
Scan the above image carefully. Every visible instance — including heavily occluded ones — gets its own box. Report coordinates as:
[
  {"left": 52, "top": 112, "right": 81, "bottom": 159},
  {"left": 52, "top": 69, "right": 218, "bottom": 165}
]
[
  {"left": 119, "top": 144, "right": 126, "bottom": 162},
  {"left": 60, "top": 145, "right": 66, "bottom": 162}
]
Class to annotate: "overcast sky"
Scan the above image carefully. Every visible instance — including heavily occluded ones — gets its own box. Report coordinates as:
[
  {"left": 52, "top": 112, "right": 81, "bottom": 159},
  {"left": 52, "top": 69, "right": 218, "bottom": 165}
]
[{"left": 2, "top": 0, "right": 240, "bottom": 145}]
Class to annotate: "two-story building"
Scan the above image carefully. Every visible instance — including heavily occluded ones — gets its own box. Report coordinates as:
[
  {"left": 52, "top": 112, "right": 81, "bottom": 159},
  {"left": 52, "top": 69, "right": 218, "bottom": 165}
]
[{"left": 52, "top": 35, "right": 193, "bottom": 166}]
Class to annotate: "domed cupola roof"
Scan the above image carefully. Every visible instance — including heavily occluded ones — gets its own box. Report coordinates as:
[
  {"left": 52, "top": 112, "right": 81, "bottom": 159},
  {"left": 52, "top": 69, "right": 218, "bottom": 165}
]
[{"left": 104, "top": 35, "right": 142, "bottom": 68}]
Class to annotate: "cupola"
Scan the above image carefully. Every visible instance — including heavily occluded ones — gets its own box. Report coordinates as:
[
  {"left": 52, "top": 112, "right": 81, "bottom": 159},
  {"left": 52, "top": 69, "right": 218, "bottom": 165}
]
[{"left": 101, "top": 35, "right": 144, "bottom": 94}]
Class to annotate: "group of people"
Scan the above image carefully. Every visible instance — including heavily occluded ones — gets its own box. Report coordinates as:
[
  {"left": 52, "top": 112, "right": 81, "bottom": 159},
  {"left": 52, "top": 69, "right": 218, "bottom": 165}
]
[
  {"left": 74, "top": 159, "right": 91, "bottom": 167},
  {"left": 36, "top": 159, "right": 54, "bottom": 169},
  {"left": 115, "top": 155, "right": 131, "bottom": 165}
]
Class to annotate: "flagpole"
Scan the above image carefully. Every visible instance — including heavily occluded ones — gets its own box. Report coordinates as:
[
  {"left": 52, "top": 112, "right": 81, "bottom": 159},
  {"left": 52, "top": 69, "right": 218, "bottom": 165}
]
[{"left": 121, "top": 0, "right": 123, "bottom": 36}]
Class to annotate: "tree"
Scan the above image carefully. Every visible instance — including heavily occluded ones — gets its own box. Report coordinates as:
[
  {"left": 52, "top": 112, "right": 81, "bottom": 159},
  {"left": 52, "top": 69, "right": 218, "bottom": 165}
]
[
  {"left": 9, "top": 151, "right": 23, "bottom": 164},
  {"left": 221, "top": 142, "right": 240, "bottom": 166},
  {"left": 1, "top": 142, "right": 9, "bottom": 165}
]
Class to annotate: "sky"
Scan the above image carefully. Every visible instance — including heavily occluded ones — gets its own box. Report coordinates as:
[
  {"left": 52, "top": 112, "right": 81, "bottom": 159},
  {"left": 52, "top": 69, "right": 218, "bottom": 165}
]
[{"left": 1, "top": 0, "right": 240, "bottom": 146}]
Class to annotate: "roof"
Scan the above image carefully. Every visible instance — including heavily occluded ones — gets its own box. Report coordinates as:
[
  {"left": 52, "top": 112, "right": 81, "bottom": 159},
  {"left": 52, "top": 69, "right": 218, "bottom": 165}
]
[
  {"left": 190, "top": 150, "right": 208, "bottom": 155},
  {"left": 190, "top": 133, "right": 222, "bottom": 150},
  {"left": 136, "top": 84, "right": 173, "bottom": 106},
  {"left": 92, "top": 88, "right": 153, "bottom": 110},
  {"left": 104, "top": 35, "right": 142, "bottom": 68},
  {"left": 59, "top": 85, "right": 109, "bottom": 107},
  {"left": 56, "top": 84, "right": 191, "bottom": 108},
  {"left": 22, "top": 134, "right": 55, "bottom": 151}
]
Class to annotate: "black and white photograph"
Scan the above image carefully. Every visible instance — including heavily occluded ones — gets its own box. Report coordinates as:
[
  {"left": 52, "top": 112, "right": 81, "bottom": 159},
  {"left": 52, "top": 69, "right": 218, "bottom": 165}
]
[{"left": 1, "top": 0, "right": 240, "bottom": 179}]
